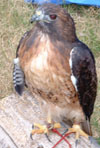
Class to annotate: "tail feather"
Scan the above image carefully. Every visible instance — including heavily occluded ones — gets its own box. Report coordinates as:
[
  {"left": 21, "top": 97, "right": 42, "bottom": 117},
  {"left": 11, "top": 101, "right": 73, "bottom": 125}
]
[
  {"left": 81, "top": 118, "right": 92, "bottom": 136},
  {"left": 13, "top": 58, "right": 25, "bottom": 95}
]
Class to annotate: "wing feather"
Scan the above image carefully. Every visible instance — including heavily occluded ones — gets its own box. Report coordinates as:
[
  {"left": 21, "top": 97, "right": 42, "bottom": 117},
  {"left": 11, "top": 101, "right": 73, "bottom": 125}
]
[{"left": 71, "top": 43, "right": 97, "bottom": 119}]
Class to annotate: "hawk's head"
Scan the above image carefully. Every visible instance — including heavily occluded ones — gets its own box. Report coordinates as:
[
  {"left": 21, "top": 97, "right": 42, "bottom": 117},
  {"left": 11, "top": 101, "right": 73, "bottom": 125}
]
[{"left": 30, "top": 3, "right": 77, "bottom": 42}]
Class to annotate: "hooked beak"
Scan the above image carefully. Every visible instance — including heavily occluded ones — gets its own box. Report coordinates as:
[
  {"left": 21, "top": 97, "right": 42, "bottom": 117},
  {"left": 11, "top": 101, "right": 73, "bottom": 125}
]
[{"left": 30, "top": 15, "right": 37, "bottom": 23}]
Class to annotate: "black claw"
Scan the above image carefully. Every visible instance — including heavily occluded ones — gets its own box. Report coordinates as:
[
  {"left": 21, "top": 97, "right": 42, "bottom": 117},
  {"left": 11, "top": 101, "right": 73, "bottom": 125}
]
[
  {"left": 32, "top": 124, "right": 34, "bottom": 129},
  {"left": 45, "top": 133, "right": 52, "bottom": 143},
  {"left": 30, "top": 133, "right": 33, "bottom": 140},
  {"left": 89, "top": 136, "right": 100, "bottom": 147},
  {"left": 75, "top": 139, "right": 78, "bottom": 148},
  {"left": 62, "top": 128, "right": 68, "bottom": 135},
  {"left": 89, "top": 136, "right": 94, "bottom": 143}
]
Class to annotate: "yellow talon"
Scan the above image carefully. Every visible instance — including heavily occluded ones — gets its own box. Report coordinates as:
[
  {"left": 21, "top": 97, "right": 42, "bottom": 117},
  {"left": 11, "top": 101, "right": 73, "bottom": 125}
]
[
  {"left": 31, "top": 128, "right": 45, "bottom": 135},
  {"left": 31, "top": 123, "right": 48, "bottom": 135},
  {"left": 67, "top": 124, "right": 89, "bottom": 140},
  {"left": 31, "top": 122, "right": 61, "bottom": 136},
  {"left": 53, "top": 123, "right": 61, "bottom": 129}
]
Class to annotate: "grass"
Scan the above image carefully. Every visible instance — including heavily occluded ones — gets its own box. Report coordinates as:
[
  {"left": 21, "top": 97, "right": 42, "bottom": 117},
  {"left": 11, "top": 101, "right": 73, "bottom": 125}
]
[
  {"left": 0, "top": 0, "right": 100, "bottom": 143},
  {"left": 0, "top": 0, "right": 33, "bottom": 98},
  {"left": 66, "top": 4, "right": 100, "bottom": 56},
  {"left": 93, "top": 57, "right": 100, "bottom": 144}
]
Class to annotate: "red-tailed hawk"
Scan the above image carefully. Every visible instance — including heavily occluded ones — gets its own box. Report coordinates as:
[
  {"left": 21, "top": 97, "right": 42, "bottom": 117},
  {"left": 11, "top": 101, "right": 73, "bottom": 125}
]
[{"left": 13, "top": 3, "right": 97, "bottom": 142}]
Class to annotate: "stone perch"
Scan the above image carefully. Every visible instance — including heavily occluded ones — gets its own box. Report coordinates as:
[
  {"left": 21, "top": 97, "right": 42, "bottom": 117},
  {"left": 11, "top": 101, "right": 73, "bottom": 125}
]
[{"left": 0, "top": 91, "right": 100, "bottom": 148}]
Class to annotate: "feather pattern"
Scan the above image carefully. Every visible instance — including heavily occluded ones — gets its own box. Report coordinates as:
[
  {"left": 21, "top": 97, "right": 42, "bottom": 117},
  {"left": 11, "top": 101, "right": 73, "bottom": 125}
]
[{"left": 13, "top": 58, "right": 24, "bottom": 95}]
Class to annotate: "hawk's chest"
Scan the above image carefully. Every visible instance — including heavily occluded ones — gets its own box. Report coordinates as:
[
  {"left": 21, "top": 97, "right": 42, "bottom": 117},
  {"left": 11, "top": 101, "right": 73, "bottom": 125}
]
[
  {"left": 30, "top": 36, "right": 50, "bottom": 71},
  {"left": 22, "top": 33, "right": 78, "bottom": 107},
  {"left": 24, "top": 34, "right": 70, "bottom": 91}
]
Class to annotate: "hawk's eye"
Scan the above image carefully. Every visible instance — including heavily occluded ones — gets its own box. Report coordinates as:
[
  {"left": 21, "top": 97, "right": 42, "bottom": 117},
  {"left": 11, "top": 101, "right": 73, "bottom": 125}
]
[{"left": 49, "top": 14, "right": 57, "bottom": 20}]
